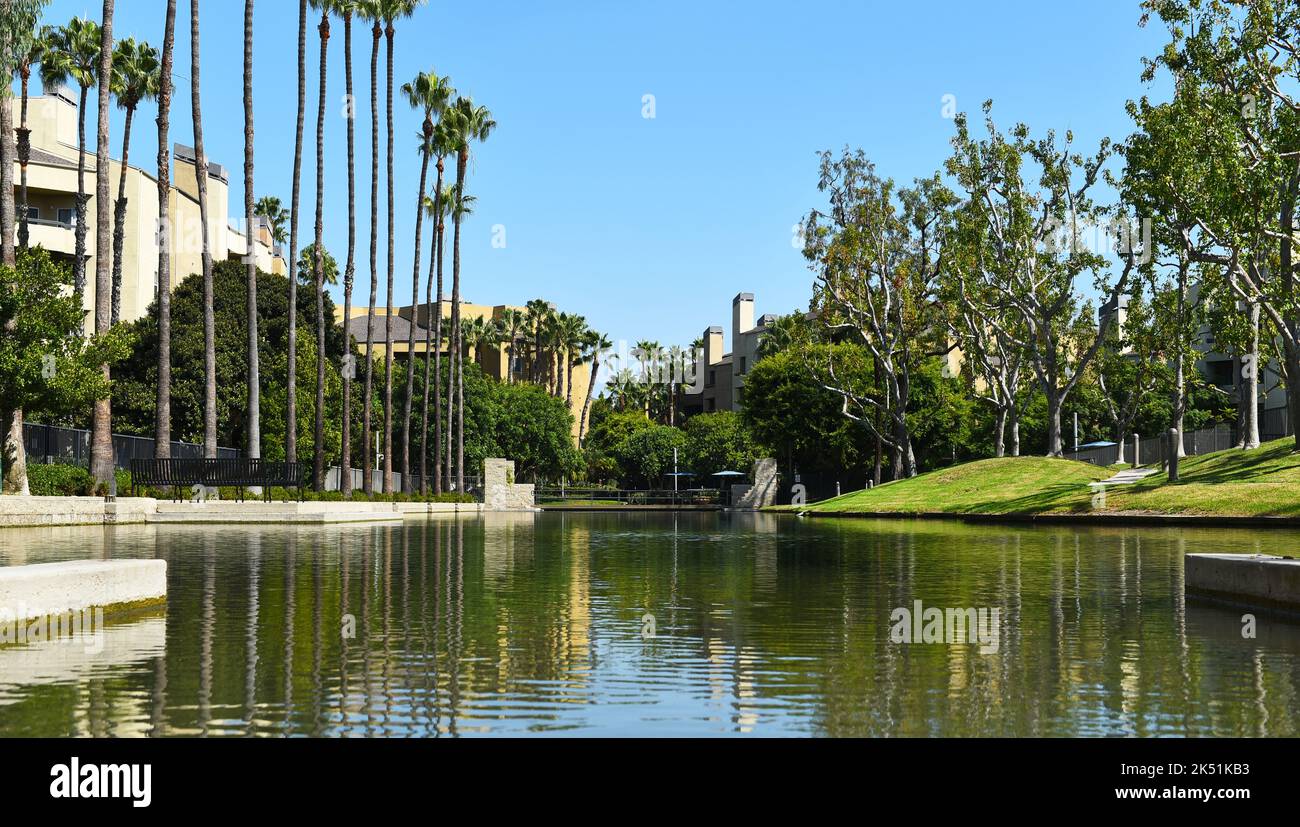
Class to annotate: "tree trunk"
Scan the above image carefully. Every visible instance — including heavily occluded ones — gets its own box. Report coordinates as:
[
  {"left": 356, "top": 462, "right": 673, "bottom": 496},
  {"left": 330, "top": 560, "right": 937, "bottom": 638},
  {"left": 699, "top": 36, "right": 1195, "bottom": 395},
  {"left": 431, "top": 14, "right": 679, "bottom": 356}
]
[
  {"left": 993, "top": 407, "right": 1007, "bottom": 458},
  {"left": 287, "top": 0, "right": 306, "bottom": 467},
  {"left": 73, "top": 85, "right": 88, "bottom": 300},
  {"left": 312, "top": 13, "right": 330, "bottom": 490},
  {"left": 89, "top": 0, "right": 117, "bottom": 488},
  {"left": 17, "top": 68, "right": 32, "bottom": 252},
  {"left": 340, "top": 11, "right": 356, "bottom": 498},
  {"left": 154, "top": 0, "right": 177, "bottom": 460},
  {"left": 110, "top": 106, "right": 135, "bottom": 326},
  {"left": 1243, "top": 301, "right": 1260, "bottom": 450},
  {"left": 361, "top": 21, "right": 380, "bottom": 496},
  {"left": 1, "top": 64, "right": 14, "bottom": 265},
  {"left": 382, "top": 22, "right": 396, "bottom": 495},
  {"left": 244, "top": 0, "right": 260, "bottom": 470},
  {"left": 192, "top": 0, "right": 217, "bottom": 459},
  {"left": 432, "top": 164, "right": 445, "bottom": 495},
  {"left": 402, "top": 139, "right": 431, "bottom": 494},
  {"left": 1, "top": 409, "right": 29, "bottom": 496},
  {"left": 452, "top": 148, "right": 468, "bottom": 492},
  {"left": 1045, "top": 392, "right": 1064, "bottom": 458},
  {"left": 579, "top": 353, "right": 600, "bottom": 447}
]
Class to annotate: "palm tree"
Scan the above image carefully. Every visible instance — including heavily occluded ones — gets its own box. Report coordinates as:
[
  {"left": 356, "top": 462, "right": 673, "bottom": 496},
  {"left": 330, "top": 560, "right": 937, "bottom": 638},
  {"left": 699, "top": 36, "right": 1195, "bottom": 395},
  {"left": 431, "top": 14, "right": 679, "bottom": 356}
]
[
  {"left": 578, "top": 329, "right": 612, "bottom": 446},
  {"left": 286, "top": 0, "right": 307, "bottom": 469},
  {"left": 88, "top": 0, "right": 115, "bottom": 488},
  {"left": 297, "top": 243, "right": 338, "bottom": 285},
  {"left": 254, "top": 196, "right": 289, "bottom": 245},
  {"left": 634, "top": 340, "right": 659, "bottom": 419},
  {"left": 399, "top": 69, "right": 452, "bottom": 493},
  {"left": 422, "top": 125, "right": 454, "bottom": 494},
  {"left": 338, "top": 0, "right": 361, "bottom": 499},
  {"left": 308, "top": 0, "right": 336, "bottom": 490},
  {"left": 188, "top": 0, "right": 217, "bottom": 458},
  {"left": 442, "top": 96, "right": 495, "bottom": 491},
  {"left": 242, "top": 0, "right": 260, "bottom": 468},
  {"left": 499, "top": 308, "right": 524, "bottom": 383},
  {"left": 356, "top": 0, "right": 382, "bottom": 495},
  {"left": 39, "top": 16, "right": 100, "bottom": 300},
  {"left": 524, "top": 299, "right": 552, "bottom": 384},
  {"left": 379, "top": 0, "right": 426, "bottom": 495},
  {"left": 153, "top": 0, "right": 178, "bottom": 461},
  {"left": 441, "top": 177, "right": 478, "bottom": 491},
  {"left": 15, "top": 31, "right": 46, "bottom": 252},
  {"left": 559, "top": 313, "right": 587, "bottom": 409},
  {"left": 108, "top": 37, "right": 160, "bottom": 325}
]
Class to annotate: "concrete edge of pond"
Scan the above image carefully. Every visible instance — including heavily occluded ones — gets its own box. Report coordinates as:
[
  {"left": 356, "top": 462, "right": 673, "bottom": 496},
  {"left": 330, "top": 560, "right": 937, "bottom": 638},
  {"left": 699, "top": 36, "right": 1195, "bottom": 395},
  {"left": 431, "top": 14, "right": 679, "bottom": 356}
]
[
  {"left": 786, "top": 509, "right": 1300, "bottom": 529},
  {"left": 0, "top": 497, "right": 513, "bottom": 528},
  {"left": 0, "top": 559, "right": 168, "bottom": 624},
  {"left": 1185, "top": 553, "right": 1300, "bottom": 612}
]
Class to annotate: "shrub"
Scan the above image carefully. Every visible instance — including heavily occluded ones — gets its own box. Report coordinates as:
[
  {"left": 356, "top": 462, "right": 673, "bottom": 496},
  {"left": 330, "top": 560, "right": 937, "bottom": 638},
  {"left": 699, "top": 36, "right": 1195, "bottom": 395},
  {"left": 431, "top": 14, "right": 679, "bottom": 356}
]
[{"left": 27, "top": 463, "right": 95, "bottom": 496}]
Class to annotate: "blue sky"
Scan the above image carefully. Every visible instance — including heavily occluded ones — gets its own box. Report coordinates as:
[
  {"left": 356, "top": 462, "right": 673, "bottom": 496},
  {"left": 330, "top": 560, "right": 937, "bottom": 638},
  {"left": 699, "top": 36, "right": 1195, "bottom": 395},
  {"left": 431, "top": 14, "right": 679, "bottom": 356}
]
[{"left": 33, "top": 0, "right": 1169, "bottom": 354}]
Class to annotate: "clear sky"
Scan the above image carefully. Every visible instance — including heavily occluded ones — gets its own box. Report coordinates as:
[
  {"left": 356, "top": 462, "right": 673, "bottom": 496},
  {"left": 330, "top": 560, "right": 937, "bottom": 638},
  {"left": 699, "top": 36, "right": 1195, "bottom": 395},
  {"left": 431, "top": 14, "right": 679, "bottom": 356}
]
[{"left": 33, "top": 0, "right": 1169, "bottom": 356}]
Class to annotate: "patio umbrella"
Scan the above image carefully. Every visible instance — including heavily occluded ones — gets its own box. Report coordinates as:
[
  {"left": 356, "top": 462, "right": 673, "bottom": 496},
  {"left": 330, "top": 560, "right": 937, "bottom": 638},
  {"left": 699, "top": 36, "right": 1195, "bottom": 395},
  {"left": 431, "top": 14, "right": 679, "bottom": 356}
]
[{"left": 711, "top": 471, "right": 745, "bottom": 477}]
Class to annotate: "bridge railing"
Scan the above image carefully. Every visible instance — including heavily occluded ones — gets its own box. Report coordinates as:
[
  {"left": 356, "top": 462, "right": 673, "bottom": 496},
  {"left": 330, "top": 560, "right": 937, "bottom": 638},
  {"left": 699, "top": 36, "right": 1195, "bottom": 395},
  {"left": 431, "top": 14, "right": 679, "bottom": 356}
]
[{"left": 535, "top": 488, "right": 723, "bottom": 507}]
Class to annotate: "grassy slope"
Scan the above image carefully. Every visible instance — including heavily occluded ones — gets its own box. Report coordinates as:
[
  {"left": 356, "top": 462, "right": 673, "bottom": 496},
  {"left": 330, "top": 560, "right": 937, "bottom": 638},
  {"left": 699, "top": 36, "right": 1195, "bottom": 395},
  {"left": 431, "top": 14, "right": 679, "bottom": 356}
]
[{"left": 797, "top": 437, "right": 1300, "bottom": 518}]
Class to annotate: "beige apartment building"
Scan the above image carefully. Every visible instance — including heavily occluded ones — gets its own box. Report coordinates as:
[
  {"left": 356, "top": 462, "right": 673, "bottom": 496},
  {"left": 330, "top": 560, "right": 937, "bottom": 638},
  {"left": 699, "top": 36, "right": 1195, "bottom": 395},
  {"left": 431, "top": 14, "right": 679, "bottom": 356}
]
[
  {"left": 7, "top": 87, "right": 285, "bottom": 333},
  {"left": 338, "top": 301, "right": 595, "bottom": 442}
]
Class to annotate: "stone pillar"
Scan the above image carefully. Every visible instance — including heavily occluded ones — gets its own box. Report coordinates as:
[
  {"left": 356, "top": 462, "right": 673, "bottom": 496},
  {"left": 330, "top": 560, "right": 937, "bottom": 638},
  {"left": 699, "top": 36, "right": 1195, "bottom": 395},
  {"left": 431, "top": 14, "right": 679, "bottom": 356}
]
[{"left": 484, "top": 458, "right": 535, "bottom": 512}]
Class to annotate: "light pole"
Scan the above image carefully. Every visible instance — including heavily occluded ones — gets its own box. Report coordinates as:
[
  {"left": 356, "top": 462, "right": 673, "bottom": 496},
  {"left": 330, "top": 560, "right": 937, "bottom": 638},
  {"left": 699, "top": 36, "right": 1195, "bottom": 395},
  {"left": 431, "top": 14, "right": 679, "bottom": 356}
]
[{"left": 1074, "top": 412, "right": 1078, "bottom": 454}]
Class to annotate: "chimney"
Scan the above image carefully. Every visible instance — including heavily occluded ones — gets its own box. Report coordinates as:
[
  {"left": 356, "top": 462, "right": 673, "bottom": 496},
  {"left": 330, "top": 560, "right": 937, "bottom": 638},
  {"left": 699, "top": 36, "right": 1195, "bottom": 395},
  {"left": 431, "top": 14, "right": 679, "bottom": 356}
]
[{"left": 732, "top": 293, "right": 754, "bottom": 342}]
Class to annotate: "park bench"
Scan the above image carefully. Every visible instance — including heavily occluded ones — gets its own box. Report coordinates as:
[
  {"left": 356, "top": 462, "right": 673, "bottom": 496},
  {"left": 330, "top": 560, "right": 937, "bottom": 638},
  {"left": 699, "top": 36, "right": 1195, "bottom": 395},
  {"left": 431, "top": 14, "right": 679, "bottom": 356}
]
[{"left": 130, "top": 458, "right": 305, "bottom": 502}]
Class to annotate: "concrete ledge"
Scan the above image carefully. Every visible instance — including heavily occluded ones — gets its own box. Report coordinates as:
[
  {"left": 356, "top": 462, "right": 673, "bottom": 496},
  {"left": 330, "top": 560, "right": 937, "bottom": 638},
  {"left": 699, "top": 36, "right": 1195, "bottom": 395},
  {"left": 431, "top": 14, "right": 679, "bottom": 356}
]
[
  {"left": 0, "top": 496, "right": 158, "bottom": 528},
  {"left": 1186, "top": 553, "right": 1300, "bottom": 611},
  {"left": 0, "top": 560, "right": 167, "bottom": 622}
]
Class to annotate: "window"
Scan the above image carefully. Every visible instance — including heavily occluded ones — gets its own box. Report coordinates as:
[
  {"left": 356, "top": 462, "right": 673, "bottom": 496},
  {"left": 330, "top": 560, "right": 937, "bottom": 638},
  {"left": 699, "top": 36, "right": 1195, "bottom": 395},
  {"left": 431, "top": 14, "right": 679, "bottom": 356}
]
[
  {"left": 706, "top": 398, "right": 715, "bottom": 412},
  {"left": 707, "top": 369, "right": 716, "bottom": 388},
  {"left": 739, "top": 357, "right": 747, "bottom": 374},
  {"left": 25, "top": 207, "right": 38, "bottom": 221},
  {"left": 57, "top": 208, "right": 75, "bottom": 227}
]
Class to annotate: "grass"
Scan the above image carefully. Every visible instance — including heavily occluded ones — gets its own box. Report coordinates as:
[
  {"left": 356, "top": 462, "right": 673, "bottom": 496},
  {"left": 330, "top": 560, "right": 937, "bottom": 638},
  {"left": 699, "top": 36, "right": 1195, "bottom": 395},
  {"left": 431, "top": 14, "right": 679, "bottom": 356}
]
[{"left": 791, "top": 437, "right": 1300, "bottom": 518}]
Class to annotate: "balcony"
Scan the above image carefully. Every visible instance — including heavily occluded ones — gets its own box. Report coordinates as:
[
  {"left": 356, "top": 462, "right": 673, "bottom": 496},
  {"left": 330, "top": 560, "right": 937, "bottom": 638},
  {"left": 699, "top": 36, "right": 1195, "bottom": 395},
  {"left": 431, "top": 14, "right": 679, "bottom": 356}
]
[{"left": 11, "top": 216, "right": 77, "bottom": 257}]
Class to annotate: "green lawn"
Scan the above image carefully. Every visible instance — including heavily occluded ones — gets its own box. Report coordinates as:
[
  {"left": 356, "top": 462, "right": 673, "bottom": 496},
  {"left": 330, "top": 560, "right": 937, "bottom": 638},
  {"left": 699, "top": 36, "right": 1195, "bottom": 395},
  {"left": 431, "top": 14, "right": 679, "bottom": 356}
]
[{"left": 791, "top": 437, "right": 1300, "bottom": 518}]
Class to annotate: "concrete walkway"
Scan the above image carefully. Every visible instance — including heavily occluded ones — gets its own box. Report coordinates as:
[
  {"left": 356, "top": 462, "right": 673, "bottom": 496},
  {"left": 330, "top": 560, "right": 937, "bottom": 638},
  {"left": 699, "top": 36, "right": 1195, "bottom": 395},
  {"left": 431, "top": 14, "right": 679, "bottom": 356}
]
[{"left": 1095, "top": 467, "right": 1160, "bottom": 486}]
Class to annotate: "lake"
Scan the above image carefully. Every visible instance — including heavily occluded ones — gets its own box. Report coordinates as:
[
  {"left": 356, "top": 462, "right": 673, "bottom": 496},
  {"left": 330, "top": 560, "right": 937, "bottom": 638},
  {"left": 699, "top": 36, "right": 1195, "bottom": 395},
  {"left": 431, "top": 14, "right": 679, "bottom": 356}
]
[{"left": 1, "top": 512, "right": 1298, "bottom": 736}]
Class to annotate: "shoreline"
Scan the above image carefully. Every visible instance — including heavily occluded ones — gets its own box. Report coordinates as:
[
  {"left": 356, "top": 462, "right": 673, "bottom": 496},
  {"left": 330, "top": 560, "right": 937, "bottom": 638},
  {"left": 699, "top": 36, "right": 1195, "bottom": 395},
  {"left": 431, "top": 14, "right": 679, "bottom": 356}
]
[{"left": 784, "top": 508, "right": 1300, "bottom": 529}]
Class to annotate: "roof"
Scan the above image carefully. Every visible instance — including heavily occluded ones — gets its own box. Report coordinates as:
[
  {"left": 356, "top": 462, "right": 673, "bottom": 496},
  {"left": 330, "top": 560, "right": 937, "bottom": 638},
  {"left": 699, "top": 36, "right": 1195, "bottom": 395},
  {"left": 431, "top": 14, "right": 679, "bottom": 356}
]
[
  {"left": 27, "top": 146, "right": 77, "bottom": 169},
  {"left": 347, "top": 313, "right": 430, "bottom": 344}
]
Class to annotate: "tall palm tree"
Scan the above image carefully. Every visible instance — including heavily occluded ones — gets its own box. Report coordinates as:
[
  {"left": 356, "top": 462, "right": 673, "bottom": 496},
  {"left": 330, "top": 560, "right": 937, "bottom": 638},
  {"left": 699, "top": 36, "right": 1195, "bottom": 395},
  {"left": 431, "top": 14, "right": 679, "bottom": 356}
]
[
  {"left": 379, "top": 0, "right": 425, "bottom": 495},
  {"left": 188, "top": 0, "right": 217, "bottom": 458},
  {"left": 39, "top": 16, "right": 100, "bottom": 300},
  {"left": 15, "top": 31, "right": 46, "bottom": 252},
  {"left": 559, "top": 313, "right": 586, "bottom": 409},
  {"left": 153, "top": 0, "right": 178, "bottom": 461},
  {"left": 356, "top": 0, "right": 382, "bottom": 495},
  {"left": 338, "top": 0, "right": 361, "bottom": 499},
  {"left": 423, "top": 125, "right": 454, "bottom": 493},
  {"left": 88, "top": 0, "right": 115, "bottom": 488},
  {"left": 524, "top": 299, "right": 552, "bottom": 385},
  {"left": 308, "top": 0, "right": 336, "bottom": 490},
  {"left": 108, "top": 37, "right": 159, "bottom": 325},
  {"left": 499, "top": 308, "right": 524, "bottom": 384},
  {"left": 286, "top": 0, "right": 307, "bottom": 469},
  {"left": 399, "top": 69, "right": 452, "bottom": 493},
  {"left": 442, "top": 178, "right": 477, "bottom": 491},
  {"left": 242, "top": 0, "right": 260, "bottom": 468},
  {"left": 578, "top": 330, "right": 612, "bottom": 446},
  {"left": 634, "top": 340, "right": 659, "bottom": 419},
  {"left": 443, "top": 97, "right": 494, "bottom": 491}
]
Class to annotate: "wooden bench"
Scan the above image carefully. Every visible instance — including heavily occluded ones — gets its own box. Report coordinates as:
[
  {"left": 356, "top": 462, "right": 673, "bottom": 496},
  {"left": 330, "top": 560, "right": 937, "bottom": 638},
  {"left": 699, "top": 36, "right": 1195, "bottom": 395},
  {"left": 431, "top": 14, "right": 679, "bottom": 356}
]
[{"left": 130, "top": 459, "right": 305, "bottom": 502}]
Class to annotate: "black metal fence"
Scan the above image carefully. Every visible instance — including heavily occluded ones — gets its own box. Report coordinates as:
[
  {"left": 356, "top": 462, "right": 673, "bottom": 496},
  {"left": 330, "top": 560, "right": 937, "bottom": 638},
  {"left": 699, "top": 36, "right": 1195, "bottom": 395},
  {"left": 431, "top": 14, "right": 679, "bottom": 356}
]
[
  {"left": 535, "top": 487, "right": 724, "bottom": 507},
  {"left": 1066, "top": 421, "right": 1283, "bottom": 467},
  {"left": 22, "top": 422, "right": 239, "bottom": 470}
]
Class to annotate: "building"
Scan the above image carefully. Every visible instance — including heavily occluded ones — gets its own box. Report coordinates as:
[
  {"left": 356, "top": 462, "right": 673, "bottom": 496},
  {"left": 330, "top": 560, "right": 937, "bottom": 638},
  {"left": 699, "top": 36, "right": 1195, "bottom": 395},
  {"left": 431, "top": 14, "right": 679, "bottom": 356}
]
[
  {"left": 7, "top": 88, "right": 286, "bottom": 333},
  {"left": 337, "top": 300, "right": 595, "bottom": 442},
  {"left": 682, "top": 293, "right": 777, "bottom": 415}
]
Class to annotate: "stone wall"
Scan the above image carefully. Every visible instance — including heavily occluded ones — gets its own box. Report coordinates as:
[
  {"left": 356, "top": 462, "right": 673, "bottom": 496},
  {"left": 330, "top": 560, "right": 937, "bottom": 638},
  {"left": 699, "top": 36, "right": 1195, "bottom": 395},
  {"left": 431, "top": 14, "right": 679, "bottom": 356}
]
[
  {"left": 731, "top": 458, "right": 779, "bottom": 510},
  {"left": 483, "top": 458, "right": 536, "bottom": 512}
]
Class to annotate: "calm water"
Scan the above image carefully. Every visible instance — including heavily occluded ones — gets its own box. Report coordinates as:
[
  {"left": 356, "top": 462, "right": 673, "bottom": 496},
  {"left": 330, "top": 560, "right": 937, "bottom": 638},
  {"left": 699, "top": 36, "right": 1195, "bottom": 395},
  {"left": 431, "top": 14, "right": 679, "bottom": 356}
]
[{"left": 1, "top": 512, "right": 1299, "bottom": 737}]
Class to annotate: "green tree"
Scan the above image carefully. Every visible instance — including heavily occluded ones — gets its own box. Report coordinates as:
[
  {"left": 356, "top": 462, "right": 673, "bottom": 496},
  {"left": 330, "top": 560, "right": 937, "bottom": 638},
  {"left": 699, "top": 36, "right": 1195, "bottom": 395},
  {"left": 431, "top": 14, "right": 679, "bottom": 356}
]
[
  {"left": 614, "top": 424, "right": 686, "bottom": 489},
  {"left": 683, "top": 411, "right": 759, "bottom": 479},
  {"left": 1, "top": 249, "right": 131, "bottom": 495}
]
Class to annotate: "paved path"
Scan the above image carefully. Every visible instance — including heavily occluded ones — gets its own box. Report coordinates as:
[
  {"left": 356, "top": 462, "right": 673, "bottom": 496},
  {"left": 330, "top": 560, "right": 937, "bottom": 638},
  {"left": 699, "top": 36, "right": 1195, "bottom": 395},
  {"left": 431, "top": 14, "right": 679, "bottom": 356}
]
[{"left": 1094, "top": 467, "right": 1160, "bottom": 486}]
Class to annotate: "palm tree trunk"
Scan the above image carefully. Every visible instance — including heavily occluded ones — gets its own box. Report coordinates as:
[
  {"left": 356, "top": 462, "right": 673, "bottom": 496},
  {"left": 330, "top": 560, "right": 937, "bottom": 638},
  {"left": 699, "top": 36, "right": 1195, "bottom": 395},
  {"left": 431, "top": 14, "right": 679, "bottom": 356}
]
[
  {"left": 154, "top": 0, "right": 178, "bottom": 460},
  {"left": 73, "top": 84, "right": 88, "bottom": 301},
  {"left": 419, "top": 188, "right": 439, "bottom": 497},
  {"left": 566, "top": 349, "right": 576, "bottom": 408},
  {"left": 361, "top": 20, "right": 380, "bottom": 496},
  {"left": 287, "top": 0, "right": 307, "bottom": 467},
  {"left": 110, "top": 105, "right": 134, "bottom": 326},
  {"left": 403, "top": 141, "right": 431, "bottom": 494},
  {"left": 340, "top": 10, "right": 357, "bottom": 498},
  {"left": 433, "top": 209, "right": 445, "bottom": 494},
  {"left": 579, "top": 353, "right": 600, "bottom": 447},
  {"left": 382, "top": 20, "right": 396, "bottom": 495},
  {"left": 89, "top": 0, "right": 116, "bottom": 487},
  {"left": 453, "top": 147, "right": 468, "bottom": 491},
  {"left": 244, "top": 0, "right": 260, "bottom": 467},
  {"left": 312, "top": 12, "right": 330, "bottom": 491},
  {"left": 17, "top": 67, "right": 32, "bottom": 251},
  {"left": 192, "top": 0, "right": 217, "bottom": 458}
]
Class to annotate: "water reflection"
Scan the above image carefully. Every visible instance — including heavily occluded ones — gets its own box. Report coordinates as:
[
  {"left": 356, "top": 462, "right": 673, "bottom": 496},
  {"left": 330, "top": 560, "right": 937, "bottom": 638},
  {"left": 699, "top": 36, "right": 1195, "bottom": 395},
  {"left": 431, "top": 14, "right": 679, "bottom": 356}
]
[{"left": 1, "top": 515, "right": 1299, "bottom": 736}]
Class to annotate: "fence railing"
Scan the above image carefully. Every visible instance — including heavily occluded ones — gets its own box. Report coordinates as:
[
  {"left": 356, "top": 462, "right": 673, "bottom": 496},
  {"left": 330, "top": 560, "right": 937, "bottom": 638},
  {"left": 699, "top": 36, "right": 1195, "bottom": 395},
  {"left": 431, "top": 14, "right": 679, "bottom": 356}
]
[
  {"left": 535, "top": 487, "right": 724, "bottom": 507},
  {"left": 22, "top": 422, "right": 239, "bottom": 470},
  {"left": 1066, "top": 422, "right": 1282, "bottom": 467}
]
